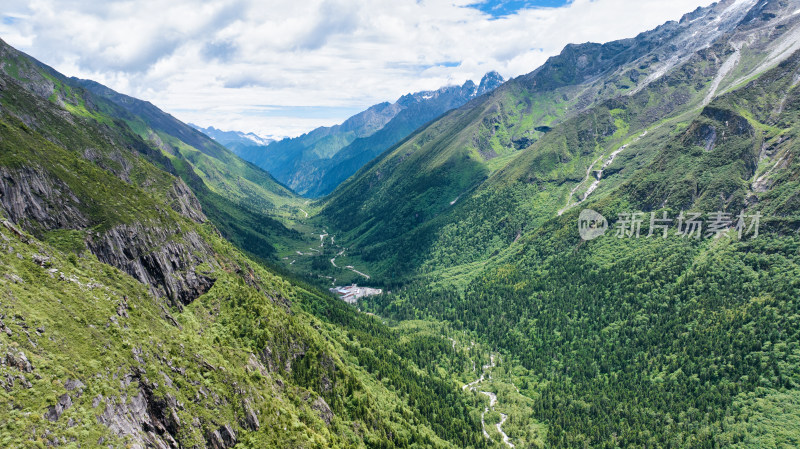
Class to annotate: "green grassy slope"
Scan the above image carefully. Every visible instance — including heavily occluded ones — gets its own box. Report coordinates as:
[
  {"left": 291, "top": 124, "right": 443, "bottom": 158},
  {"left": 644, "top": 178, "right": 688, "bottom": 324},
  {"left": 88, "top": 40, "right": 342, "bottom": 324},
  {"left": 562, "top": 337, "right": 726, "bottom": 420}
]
[
  {"left": 2, "top": 41, "right": 307, "bottom": 263},
  {"left": 0, "top": 211, "right": 491, "bottom": 448},
  {"left": 70, "top": 78, "right": 307, "bottom": 261},
  {"left": 0, "top": 40, "right": 500, "bottom": 448}
]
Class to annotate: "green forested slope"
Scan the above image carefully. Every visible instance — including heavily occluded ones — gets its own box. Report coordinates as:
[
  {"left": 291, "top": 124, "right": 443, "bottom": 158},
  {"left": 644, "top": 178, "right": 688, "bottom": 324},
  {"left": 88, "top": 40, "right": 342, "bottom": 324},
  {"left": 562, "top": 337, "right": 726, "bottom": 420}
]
[
  {"left": 360, "top": 29, "right": 800, "bottom": 449},
  {"left": 4, "top": 0, "right": 800, "bottom": 447},
  {"left": 320, "top": 0, "right": 800, "bottom": 284},
  {"left": 297, "top": 1, "right": 800, "bottom": 447}
]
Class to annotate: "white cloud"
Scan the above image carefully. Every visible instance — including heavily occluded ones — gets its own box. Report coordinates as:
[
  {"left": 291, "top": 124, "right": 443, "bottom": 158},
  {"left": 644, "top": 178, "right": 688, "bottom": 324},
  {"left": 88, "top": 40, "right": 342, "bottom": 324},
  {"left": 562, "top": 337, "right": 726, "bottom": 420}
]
[{"left": 1, "top": 0, "right": 714, "bottom": 138}]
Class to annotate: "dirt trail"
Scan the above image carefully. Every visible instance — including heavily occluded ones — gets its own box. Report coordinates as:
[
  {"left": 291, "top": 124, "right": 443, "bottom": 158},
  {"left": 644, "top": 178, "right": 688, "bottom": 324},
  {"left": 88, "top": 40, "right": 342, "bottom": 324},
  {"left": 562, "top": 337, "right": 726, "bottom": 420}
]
[
  {"left": 290, "top": 227, "right": 374, "bottom": 280},
  {"left": 346, "top": 266, "right": 370, "bottom": 279},
  {"left": 325, "top": 244, "right": 370, "bottom": 279}
]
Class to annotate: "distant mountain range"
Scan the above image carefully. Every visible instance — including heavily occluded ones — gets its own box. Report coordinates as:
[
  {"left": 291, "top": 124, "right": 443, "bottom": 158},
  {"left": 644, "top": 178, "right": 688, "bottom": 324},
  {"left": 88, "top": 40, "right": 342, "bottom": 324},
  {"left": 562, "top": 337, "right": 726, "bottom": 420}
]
[
  {"left": 189, "top": 124, "right": 275, "bottom": 151},
  {"left": 199, "top": 71, "right": 504, "bottom": 197}
]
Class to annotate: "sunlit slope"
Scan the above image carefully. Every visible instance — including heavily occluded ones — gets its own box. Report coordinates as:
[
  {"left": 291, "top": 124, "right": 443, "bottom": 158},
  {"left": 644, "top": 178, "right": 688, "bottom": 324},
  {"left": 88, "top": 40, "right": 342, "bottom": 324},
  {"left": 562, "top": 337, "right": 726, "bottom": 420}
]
[{"left": 321, "top": 0, "right": 800, "bottom": 282}]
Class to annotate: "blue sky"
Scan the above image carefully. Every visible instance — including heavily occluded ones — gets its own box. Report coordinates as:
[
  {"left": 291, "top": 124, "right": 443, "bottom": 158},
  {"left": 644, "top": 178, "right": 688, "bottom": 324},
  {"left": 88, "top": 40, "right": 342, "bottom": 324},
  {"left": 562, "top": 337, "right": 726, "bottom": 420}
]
[
  {"left": 0, "top": 0, "right": 714, "bottom": 138},
  {"left": 468, "top": 0, "right": 571, "bottom": 18}
]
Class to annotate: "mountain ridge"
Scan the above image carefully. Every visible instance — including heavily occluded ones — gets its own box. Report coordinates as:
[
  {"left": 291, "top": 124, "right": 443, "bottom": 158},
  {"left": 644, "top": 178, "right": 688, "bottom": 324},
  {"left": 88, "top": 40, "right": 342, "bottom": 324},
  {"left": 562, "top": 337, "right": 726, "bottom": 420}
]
[
  {"left": 189, "top": 124, "right": 275, "bottom": 150},
  {"left": 342, "top": 2, "right": 800, "bottom": 447},
  {"left": 219, "top": 71, "right": 504, "bottom": 196}
]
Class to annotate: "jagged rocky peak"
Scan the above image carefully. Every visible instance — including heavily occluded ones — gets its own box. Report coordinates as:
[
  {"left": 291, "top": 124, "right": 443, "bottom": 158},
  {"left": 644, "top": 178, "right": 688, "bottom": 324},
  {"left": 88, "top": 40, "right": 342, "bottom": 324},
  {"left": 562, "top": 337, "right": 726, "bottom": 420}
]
[
  {"left": 478, "top": 70, "right": 505, "bottom": 93},
  {"left": 516, "top": 0, "right": 799, "bottom": 96},
  {"left": 337, "top": 100, "right": 403, "bottom": 136},
  {"left": 190, "top": 124, "right": 274, "bottom": 147},
  {"left": 461, "top": 79, "right": 477, "bottom": 93},
  {"left": 408, "top": 70, "right": 505, "bottom": 102}
]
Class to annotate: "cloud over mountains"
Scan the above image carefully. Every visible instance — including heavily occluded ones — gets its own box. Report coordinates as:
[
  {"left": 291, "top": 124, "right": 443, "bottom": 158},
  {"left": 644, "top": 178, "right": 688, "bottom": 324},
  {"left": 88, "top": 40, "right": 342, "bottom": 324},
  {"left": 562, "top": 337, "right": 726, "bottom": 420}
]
[{"left": 1, "top": 0, "right": 713, "bottom": 137}]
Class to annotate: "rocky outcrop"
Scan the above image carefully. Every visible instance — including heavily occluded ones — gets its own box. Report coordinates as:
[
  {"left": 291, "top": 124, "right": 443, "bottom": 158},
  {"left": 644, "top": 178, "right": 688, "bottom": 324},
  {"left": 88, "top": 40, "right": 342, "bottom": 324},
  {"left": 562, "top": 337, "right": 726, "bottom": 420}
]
[
  {"left": 44, "top": 393, "right": 73, "bottom": 422},
  {"left": 82, "top": 147, "right": 133, "bottom": 183},
  {"left": 87, "top": 223, "right": 216, "bottom": 308},
  {"left": 0, "top": 166, "right": 89, "bottom": 231},
  {"left": 5, "top": 351, "right": 32, "bottom": 372},
  {"left": 0, "top": 44, "right": 55, "bottom": 100},
  {"left": 700, "top": 106, "right": 754, "bottom": 138},
  {"left": 311, "top": 397, "right": 334, "bottom": 426},
  {"left": 43, "top": 380, "right": 84, "bottom": 422},
  {"left": 65, "top": 378, "right": 85, "bottom": 393},
  {"left": 696, "top": 124, "right": 718, "bottom": 151},
  {"left": 0, "top": 316, "right": 12, "bottom": 336},
  {"left": 0, "top": 165, "right": 214, "bottom": 307},
  {"left": 167, "top": 179, "right": 206, "bottom": 224},
  {"left": 208, "top": 425, "right": 237, "bottom": 449},
  {"left": 241, "top": 399, "right": 260, "bottom": 431},
  {"left": 95, "top": 370, "right": 197, "bottom": 449},
  {"left": 97, "top": 390, "right": 176, "bottom": 449}
]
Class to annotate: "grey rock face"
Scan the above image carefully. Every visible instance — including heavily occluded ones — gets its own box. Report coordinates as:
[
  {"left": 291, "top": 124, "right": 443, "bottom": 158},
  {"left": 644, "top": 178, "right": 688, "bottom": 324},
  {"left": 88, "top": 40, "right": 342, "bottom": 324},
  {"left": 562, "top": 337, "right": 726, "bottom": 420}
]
[
  {"left": 97, "top": 381, "right": 182, "bottom": 449},
  {"left": 0, "top": 166, "right": 89, "bottom": 231},
  {"left": 97, "top": 391, "right": 171, "bottom": 449},
  {"left": 44, "top": 393, "right": 72, "bottom": 421},
  {"left": 242, "top": 399, "right": 260, "bottom": 431},
  {"left": 87, "top": 223, "right": 216, "bottom": 307},
  {"left": 0, "top": 160, "right": 213, "bottom": 307},
  {"left": 167, "top": 179, "right": 206, "bottom": 224},
  {"left": 312, "top": 396, "right": 334, "bottom": 426},
  {"left": 208, "top": 424, "right": 237, "bottom": 449},
  {"left": 65, "top": 378, "right": 85, "bottom": 392}
]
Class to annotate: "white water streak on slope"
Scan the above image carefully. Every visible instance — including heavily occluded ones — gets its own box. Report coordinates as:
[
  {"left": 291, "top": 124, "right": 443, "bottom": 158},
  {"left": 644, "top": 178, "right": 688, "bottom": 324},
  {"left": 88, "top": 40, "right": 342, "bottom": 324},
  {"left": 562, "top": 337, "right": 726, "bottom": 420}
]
[{"left": 704, "top": 42, "right": 742, "bottom": 106}]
